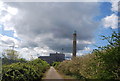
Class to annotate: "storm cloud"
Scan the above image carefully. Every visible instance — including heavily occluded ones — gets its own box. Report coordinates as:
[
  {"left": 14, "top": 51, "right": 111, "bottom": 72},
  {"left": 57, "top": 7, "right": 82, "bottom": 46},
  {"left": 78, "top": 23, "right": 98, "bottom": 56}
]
[{"left": 5, "top": 2, "right": 100, "bottom": 53}]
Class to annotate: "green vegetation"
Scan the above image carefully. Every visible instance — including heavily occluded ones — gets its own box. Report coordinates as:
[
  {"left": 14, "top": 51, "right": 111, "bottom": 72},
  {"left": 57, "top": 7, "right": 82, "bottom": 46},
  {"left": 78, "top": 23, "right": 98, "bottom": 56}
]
[
  {"left": 2, "top": 49, "right": 27, "bottom": 65},
  {"left": 0, "top": 58, "right": 2, "bottom": 81},
  {"left": 2, "top": 58, "right": 27, "bottom": 65},
  {"left": 56, "top": 31, "right": 120, "bottom": 80},
  {"left": 3, "top": 49, "right": 19, "bottom": 60},
  {"left": 2, "top": 48, "right": 50, "bottom": 81},
  {"left": 52, "top": 62, "right": 61, "bottom": 68},
  {"left": 2, "top": 59, "right": 50, "bottom": 81}
]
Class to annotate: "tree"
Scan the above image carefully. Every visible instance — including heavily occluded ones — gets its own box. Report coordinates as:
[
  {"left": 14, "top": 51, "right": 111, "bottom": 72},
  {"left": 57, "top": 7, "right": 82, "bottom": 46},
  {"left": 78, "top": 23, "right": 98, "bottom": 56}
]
[
  {"left": 93, "top": 31, "right": 120, "bottom": 79},
  {"left": 3, "top": 49, "right": 19, "bottom": 60}
]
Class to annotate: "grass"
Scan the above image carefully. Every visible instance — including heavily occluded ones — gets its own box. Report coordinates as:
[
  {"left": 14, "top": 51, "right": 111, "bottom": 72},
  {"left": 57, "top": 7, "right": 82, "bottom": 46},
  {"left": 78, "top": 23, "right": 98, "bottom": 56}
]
[{"left": 56, "top": 70, "right": 76, "bottom": 79}]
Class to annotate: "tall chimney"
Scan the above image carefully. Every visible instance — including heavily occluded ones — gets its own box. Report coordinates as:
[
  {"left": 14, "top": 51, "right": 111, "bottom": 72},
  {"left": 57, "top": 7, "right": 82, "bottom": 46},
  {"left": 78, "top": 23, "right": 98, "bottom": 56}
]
[{"left": 72, "top": 31, "right": 77, "bottom": 58}]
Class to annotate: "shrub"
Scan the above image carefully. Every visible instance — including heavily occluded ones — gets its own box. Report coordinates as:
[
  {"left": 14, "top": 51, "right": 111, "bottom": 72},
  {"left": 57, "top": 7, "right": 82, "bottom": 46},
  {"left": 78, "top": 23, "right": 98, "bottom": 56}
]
[
  {"left": 52, "top": 62, "right": 61, "bottom": 68},
  {"left": 2, "top": 59, "right": 50, "bottom": 81},
  {"left": 56, "top": 31, "right": 120, "bottom": 80}
]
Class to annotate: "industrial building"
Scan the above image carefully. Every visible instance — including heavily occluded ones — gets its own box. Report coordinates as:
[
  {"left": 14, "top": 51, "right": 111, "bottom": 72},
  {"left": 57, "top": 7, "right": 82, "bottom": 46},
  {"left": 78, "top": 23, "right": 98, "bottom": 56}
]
[
  {"left": 38, "top": 31, "right": 77, "bottom": 63},
  {"left": 38, "top": 53, "right": 65, "bottom": 64}
]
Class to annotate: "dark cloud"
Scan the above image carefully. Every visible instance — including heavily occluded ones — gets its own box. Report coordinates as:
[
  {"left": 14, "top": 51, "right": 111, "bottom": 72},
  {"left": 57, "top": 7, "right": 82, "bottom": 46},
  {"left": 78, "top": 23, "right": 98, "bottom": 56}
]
[{"left": 6, "top": 2, "right": 100, "bottom": 53}]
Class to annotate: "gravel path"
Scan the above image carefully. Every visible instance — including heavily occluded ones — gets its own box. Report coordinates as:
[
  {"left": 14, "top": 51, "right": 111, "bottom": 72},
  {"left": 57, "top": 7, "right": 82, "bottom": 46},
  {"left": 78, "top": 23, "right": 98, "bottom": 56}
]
[{"left": 44, "top": 66, "right": 63, "bottom": 79}]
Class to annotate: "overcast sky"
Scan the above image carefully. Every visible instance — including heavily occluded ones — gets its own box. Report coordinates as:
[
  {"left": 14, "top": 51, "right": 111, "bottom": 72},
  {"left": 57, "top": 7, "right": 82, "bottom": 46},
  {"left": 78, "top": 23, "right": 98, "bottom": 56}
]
[{"left": 0, "top": 0, "right": 119, "bottom": 60}]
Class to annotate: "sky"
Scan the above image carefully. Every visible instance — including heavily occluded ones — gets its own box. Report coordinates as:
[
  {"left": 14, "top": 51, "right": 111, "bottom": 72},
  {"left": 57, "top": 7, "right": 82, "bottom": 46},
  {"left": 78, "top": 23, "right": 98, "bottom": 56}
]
[{"left": 0, "top": 0, "right": 119, "bottom": 60}]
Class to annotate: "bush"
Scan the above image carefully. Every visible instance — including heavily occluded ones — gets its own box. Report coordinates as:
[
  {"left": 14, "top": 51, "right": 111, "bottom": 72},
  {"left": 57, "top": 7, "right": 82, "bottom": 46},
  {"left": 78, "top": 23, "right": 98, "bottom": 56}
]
[
  {"left": 56, "top": 31, "right": 120, "bottom": 80},
  {"left": 2, "top": 58, "right": 27, "bottom": 65},
  {"left": 57, "top": 59, "right": 85, "bottom": 79},
  {"left": 52, "top": 62, "right": 61, "bottom": 68},
  {"left": 2, "top": 59, "right": 50, "bottom": 81}
]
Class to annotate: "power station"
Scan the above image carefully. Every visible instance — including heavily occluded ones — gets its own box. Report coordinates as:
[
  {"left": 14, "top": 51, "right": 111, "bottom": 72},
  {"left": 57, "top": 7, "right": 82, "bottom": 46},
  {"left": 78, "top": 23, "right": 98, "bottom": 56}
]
[{"left": 38, "top": 31, "right": 77, "bottom": 63}]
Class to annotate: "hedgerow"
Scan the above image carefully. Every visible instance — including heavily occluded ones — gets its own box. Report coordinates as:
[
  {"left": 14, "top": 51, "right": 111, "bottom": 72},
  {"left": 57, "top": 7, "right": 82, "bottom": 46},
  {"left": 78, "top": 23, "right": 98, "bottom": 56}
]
[
  {"left": 57, "top": 31, "right": 120, "bottom": 80},
  {"left": 2, "top": 59, "right": 50, "bottom": 81}
]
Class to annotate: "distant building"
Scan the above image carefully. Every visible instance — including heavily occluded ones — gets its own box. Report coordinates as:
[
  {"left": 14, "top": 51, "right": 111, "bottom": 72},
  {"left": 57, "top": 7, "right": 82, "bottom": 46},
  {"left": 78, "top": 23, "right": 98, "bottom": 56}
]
[{"left": 38, "top": 52, "right": 65, "bottom": 64}]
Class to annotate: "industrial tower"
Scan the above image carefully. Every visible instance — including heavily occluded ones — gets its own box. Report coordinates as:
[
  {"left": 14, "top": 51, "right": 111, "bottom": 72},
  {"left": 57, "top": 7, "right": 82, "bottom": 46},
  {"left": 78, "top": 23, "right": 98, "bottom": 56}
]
[{"left": 72, "top": 31, "right": 77, "bottom": 58}]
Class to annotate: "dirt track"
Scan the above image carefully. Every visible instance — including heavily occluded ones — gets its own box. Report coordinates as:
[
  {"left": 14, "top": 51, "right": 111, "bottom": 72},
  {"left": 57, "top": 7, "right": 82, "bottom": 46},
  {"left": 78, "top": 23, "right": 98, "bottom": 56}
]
[{"left": 44, "top": 66, "right": 63, "bottom": 79}]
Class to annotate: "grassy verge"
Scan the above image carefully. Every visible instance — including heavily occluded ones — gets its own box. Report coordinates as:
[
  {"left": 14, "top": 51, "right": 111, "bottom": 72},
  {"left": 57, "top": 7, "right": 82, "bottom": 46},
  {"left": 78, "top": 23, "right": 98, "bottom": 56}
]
[{"left": 56, "top": 69, "right": 76, "bottom": 79}]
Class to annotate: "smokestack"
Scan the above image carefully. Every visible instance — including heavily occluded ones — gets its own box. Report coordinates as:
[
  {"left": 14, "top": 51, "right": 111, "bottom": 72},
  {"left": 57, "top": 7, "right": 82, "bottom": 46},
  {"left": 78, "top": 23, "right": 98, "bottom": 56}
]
[{"left": 72, "top": 31, "right": 77, "bottom": 58}]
